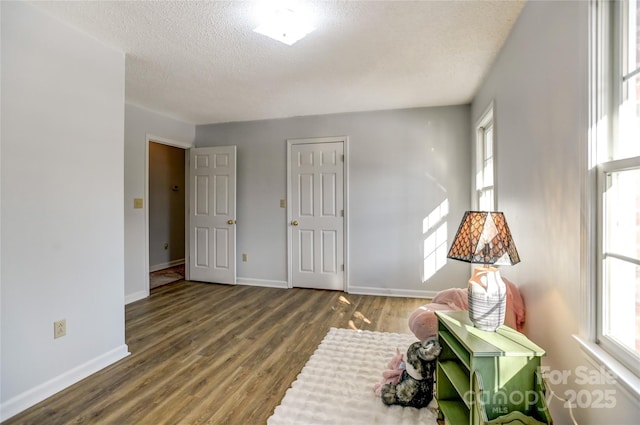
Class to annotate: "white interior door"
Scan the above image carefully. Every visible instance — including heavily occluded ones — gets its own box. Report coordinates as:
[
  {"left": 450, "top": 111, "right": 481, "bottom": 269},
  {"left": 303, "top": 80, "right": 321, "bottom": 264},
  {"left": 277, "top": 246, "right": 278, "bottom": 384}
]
[
  {"left": 189, "top": 146, "right": 236, "bottom": 284},
  {"left": 289, "top": 139, "right": 345, "bottom": 291}
]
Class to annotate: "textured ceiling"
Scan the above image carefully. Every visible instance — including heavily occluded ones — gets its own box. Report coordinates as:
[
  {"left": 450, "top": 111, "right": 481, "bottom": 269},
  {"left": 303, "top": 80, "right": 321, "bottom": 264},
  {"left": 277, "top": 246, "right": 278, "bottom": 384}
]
[{"left": 33, "top": 0, "right": 526, "bottom": 125}]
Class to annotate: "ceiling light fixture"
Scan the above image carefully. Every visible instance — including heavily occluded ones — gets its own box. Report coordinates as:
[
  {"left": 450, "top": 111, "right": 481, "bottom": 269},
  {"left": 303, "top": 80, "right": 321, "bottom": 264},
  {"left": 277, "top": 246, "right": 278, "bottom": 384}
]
[{"left": 253, "top": 7, "right": 315, "bottom": 46}]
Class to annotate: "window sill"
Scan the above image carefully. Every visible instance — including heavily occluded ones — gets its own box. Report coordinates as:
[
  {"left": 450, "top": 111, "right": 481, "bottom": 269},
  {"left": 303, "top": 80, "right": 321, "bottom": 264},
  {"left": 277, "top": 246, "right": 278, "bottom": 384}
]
[{"left": 573, "top": 335, "right": 640, "bottom": 402}]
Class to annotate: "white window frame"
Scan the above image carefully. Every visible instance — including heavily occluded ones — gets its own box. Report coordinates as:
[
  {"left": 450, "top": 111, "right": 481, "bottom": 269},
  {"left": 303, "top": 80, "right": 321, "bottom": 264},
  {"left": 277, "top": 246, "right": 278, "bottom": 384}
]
[
  {"left": 597, "top": 158, "right": 640, "bottom": 374},
  {"left": 474, "top": 102, "right": 496, "bottom": 211},
  {"left": 576, "top": 0, "right": 640, "bottom": 397}
]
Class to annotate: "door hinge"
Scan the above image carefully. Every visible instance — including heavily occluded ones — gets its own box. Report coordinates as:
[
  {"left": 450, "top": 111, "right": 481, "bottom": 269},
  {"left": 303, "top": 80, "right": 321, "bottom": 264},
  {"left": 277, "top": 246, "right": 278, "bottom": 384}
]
[
  {"left": 341, "top": 154, "right": 345, "bottom": 162},
  {"left": 341, "top": 264, "right": 345, "bottom": 271},
  {"left": 341, "top": 209, "right": 344, "bottom": 217}
]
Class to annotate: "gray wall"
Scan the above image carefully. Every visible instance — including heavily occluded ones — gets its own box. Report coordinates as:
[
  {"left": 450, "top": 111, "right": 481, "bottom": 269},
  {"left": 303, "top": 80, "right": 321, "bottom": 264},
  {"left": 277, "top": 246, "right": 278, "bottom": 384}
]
[
  {"left": 148, "top": 142, "right": 186, "bottom": 269},
  {"left": 124, "top": 104, "right": 195, "bottom": 303},
  {"left": 196, "top": 106, "right": 471, "bottom": 296},
  {"left": 473, "top": 1, "right": 638, "bottom": 423},
  {"left": 1, "top": 2, "right": 128, "bottom": 419}
]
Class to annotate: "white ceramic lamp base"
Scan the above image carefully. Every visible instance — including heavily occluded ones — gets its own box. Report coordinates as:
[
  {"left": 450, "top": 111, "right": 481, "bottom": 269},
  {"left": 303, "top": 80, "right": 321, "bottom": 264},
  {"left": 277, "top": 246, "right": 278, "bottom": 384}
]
[{"left": 467, "top": 266, "right": 506, "bottom": 331}]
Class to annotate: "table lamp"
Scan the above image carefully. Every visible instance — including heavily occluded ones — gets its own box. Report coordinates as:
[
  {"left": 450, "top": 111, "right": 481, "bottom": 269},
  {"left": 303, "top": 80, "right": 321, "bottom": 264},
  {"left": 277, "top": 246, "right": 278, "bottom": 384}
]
[{"left": 447, "top": 211, "right": 520, "bottom": 331}]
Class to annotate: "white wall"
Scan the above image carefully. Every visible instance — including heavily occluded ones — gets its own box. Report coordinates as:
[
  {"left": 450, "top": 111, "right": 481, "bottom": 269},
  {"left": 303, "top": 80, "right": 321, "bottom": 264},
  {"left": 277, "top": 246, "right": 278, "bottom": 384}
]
[
  {"left": 196, "top": 106, "right": 471, "bottom": 297},
  {"left": 473, "top": 1, "right": 639, "bottom": 423},
  {"left": 1, "top": 2, "right": 128, "bottom": 420},
  {"left": 124, "top": 104, "right": 195, "bottom": 303}
]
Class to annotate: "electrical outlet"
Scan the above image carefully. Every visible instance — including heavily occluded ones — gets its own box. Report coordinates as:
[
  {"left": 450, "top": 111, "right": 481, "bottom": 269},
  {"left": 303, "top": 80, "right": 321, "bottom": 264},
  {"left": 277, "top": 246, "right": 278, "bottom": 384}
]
[
  {"left": 242, "top": 253, "right": 248, "bottom": 262},
  {"left": 54, "top": 319, "right": 66, "bottom": 339}
]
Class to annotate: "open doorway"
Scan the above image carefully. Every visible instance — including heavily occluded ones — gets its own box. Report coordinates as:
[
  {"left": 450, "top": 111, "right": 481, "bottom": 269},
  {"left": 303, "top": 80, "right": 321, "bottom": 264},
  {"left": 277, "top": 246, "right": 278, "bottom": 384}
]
[{"left": 148, "top": 140, "right": 187, "bottom": 290}]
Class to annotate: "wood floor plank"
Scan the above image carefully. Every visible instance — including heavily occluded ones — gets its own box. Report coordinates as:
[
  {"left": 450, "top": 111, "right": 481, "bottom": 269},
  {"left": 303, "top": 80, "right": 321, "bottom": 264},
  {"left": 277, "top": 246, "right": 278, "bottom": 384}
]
[{"left": 2, "top": 281, "right": 430, "bottom": 425}]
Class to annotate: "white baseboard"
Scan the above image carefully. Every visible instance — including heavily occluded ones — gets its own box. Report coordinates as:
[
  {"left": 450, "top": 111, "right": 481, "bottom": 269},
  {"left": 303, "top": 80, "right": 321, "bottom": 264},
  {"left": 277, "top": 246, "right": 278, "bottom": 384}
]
[
  {"left": 237, "top": 277, "right": 288, "bottom": 289},
  {"left": 347, "top": 285, "right": 436, "bottom": 299},
  {"left": 125, "top": 289, "right": 149, "bottom": 305},
  {"left": 149, "top": 259, "right": 185, "bottom": 273},
  {"left": 234, "top": 280, "right": 434, "bottom": 297},
  {"left": 0, "top": 345, "right": 130, "bottom": 422},
  {"left": 127, "top": 279, "right": 434, "bottom": 304}
]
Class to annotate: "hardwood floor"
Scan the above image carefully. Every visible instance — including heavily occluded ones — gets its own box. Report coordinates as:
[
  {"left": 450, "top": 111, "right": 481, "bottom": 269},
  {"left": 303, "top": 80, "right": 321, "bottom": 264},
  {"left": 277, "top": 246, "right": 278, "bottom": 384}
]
[{"left": 3, "top": 281, "right": 429, "bottom": 425}]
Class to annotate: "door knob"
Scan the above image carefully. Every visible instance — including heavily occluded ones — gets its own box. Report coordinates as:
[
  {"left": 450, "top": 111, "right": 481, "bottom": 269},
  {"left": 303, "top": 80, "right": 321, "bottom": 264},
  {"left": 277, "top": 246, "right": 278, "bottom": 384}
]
[
  {"left": 291, "top": 220, "right": 299, "bottom": 226},
  {"left": 227, "top": 219, "right": 235, "bottom": 225}
]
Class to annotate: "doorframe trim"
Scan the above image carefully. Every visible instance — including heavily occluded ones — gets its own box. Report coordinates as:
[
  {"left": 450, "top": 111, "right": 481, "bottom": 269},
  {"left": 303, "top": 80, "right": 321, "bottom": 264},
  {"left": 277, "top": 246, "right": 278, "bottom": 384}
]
[
  {"left": 145, "top": 134, "right": 193, "bottom": 294},
  {"left": 286, "top": 136, "right": 349, "bottom": 291}
]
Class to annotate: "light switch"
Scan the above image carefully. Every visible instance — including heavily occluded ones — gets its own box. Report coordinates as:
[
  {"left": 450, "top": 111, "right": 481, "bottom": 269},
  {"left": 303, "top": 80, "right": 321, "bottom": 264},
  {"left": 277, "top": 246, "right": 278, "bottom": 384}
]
[{"left": 134, "top": 198, "right": 143, "bottom": 209}]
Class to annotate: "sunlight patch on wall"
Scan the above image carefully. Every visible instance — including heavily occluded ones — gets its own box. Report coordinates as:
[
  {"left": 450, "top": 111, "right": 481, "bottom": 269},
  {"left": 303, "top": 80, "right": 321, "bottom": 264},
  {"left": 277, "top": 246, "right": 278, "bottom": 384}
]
[{"left": 423, "top": 199, "right": 449, "bottom": 282}]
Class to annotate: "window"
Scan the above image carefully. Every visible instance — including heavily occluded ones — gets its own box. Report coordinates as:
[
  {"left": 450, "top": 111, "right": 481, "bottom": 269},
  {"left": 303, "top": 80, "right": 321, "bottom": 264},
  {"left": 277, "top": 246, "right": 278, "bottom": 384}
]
[
  {"left": 592, "top": 0, "right": 640, "bottom": 378},
  {"left": 475, "top": 104, "right": 495, "bottom": 211}
]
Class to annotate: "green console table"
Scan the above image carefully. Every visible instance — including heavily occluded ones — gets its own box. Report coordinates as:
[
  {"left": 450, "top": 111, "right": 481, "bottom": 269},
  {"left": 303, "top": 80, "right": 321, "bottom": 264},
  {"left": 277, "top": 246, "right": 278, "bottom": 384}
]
[{"left": 435, "top": 310, "right": 553, "bottom": 425}]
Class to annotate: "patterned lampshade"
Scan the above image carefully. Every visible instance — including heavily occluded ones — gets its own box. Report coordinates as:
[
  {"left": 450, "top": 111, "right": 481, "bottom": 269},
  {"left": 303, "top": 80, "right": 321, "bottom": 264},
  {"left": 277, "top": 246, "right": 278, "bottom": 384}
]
[{"left": 447, "top": 211, "right": 520, "bottom": 266}]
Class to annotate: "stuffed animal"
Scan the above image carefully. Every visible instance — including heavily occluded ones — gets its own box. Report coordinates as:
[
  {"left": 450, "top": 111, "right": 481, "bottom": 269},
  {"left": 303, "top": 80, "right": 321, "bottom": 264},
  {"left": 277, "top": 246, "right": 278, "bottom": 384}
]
[{"left": 380, "top": 337, "right": 441, "bottom": 408}]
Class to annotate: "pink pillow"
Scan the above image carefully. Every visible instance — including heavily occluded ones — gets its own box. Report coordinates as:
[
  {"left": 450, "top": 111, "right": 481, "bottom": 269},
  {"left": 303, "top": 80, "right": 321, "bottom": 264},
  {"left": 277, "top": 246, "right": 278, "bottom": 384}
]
[
  {"left": 407, "top": 303, "right": 453, "bottom": 342},
  {"left": 408, "top": 278, "right": 527, "bottom": 341}
]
